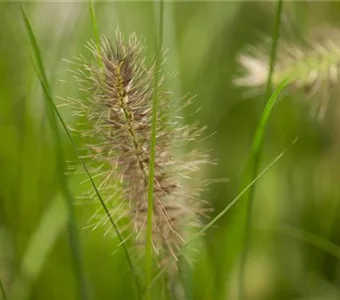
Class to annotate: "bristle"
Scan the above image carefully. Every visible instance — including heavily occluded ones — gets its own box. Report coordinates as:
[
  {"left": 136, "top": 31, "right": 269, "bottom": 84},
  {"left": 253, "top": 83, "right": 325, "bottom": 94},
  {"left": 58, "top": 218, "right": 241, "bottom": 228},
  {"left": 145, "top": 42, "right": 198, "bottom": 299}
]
[{"left": 65, "top": 30, "right": 211, "bottom": 267}]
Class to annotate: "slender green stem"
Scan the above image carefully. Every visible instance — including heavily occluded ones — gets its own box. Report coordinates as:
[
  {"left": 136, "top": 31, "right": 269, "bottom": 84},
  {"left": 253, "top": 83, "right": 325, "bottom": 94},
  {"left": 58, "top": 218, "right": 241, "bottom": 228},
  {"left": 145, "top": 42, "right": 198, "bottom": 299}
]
[
  {"left": 20, "top": 4, "right": 88, "bottom": 300},
  {"left": 145, "top": 137, "right": 297, "bottom": 295},
  {"left": 87, "top": 2, "right": 141, "bottom": 298},
  {"left": 238, "top": 2, "right": 284, "bottom": 300},
  {"left": 88, "top": 0, "right": 104, "bottom": 70},
  {"left": 89, "top": 0, "right": 99, "bottom": 43},
  {"left": 145, "top": 1, "right": 164, "bottom": 299},
  {"left": 266, "top": 1, "right": 284, "bottom": 95},
  {"left": 0, "top": 276, "right": 7, "bottom": 300}
]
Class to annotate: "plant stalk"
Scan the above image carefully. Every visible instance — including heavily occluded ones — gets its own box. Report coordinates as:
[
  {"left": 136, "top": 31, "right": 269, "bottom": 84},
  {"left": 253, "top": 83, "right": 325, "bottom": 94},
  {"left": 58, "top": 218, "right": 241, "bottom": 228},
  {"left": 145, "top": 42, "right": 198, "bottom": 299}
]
[
  {"left": 145, "top": 1, "right": 164, "bottom": 299},
  {"left": 238, "top": 1, "right": 284, "bottom": 300}
]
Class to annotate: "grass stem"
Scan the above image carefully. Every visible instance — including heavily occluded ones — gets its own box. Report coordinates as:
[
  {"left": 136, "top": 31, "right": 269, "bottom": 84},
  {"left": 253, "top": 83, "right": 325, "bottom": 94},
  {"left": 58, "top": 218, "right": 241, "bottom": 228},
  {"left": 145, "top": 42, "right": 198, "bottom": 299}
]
[
  {"left": 88, "top": 0, "right": 104, "bottom": 70},
  {"left": 145, "top": 1, "right": 164, "bottom": 299},
  {"left": 238, "top": 1, "right": 284, "bottom": 300}
]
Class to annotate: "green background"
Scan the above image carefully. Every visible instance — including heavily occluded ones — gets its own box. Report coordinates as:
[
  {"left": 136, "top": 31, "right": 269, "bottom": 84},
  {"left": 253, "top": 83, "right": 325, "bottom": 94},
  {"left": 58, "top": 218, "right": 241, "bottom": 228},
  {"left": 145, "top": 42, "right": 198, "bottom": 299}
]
[{"left": 1, "top": 1, "right": 340, "bottom": 299}]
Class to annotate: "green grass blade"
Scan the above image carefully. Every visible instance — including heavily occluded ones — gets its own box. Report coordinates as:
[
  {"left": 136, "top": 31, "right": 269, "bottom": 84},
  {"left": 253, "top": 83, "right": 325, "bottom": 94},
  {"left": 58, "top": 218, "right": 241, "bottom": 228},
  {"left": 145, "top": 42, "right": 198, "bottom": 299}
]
[
  {"left": 145, "top": 1, "right": 164, "bottom": 299},
  {"left": 238, "top": 1, "right": 284, "bottom": 299},
  {"left": 276, "top": 224, "right": 340, "bottom": 261},
  {"left": 20, "top": 6, "right": 49, "bottom": 90},
  {"left": 238, "top": 82, "right": 287, "bottom": 299},
  {"left": 0, "top": 276, "right": 7, "bottom": 300},
  {"left": 9, "top": 196, "right": 67, "bottom": 300},
  {"left": 89, "top": 0, "right": 99, "bottom": 43},
  {"left": 250, "top": 79, "right": 287, "bottom": 154},
  {"left": 146, "top": 137, "right": 297, "bottom": 294},
  {"left": 20, "top": 5, "right": 89, "bottom": 300},
  {"left": 265, "top": 0, "right": 284, "bottom": 95},
  {"left": 88, "top": 0, "right": 103, "bottom": 69}
]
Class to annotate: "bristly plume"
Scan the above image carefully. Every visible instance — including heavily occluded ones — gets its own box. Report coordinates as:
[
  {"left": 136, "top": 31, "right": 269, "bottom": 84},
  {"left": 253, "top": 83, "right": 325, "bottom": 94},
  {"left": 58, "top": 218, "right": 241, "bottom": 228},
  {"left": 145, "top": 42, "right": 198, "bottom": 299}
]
[
  {"left": 65, "top": 30, "right": 211, "bottom": 268},
  {"left": 234, "top": 27, "right": 340, "bottom": 119}
]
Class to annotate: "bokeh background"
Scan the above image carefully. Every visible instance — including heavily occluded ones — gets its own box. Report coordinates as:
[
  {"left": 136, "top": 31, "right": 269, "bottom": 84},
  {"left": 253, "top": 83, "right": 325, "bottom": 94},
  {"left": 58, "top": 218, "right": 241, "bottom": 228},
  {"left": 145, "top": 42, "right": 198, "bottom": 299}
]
[{"left": 2, "top": 1, "right": 340, "bottom": 299}]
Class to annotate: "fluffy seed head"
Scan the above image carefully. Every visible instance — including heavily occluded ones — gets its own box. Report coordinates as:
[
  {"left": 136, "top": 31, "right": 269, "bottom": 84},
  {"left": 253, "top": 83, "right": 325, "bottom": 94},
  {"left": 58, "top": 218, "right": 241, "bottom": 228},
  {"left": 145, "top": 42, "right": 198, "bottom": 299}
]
[{"left": 67, "top": 30, "right": 211, "bottom": 266}]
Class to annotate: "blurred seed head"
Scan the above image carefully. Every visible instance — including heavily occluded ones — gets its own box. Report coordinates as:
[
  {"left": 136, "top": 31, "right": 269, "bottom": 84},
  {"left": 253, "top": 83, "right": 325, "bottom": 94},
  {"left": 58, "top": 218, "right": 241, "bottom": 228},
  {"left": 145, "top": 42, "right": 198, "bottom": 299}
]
[{"left": 234, "top": 27, "right": 340, "bottom": 119}]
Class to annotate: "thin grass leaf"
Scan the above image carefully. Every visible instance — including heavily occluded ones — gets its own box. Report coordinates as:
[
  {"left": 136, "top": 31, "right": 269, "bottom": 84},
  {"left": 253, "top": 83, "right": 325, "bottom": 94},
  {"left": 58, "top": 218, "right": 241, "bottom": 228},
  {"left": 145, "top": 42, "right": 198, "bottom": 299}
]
[
  {"left": 264, "top": 1, "right": 284, "bottom": 96},
  {"left": 238, "top": 82, "right": 287, "bottom": 297},
  {"left": 145, "top": 1, "right": 164, "bottom": 299},
  {"left": 89, "top": 0, "right": 99, "bottom": 44},
  {"left": 276, "top": 224, "right": 340, "bottom": 261},
  {"left": 238, "top": 2, "right": 284, "bottom": 299},
  {"left": 88, "top": 0, "right": 103, "bottom": 70},
  {"left": 20, "top": 5, "right": 89, "bottom": 300},
  {"left": 146, "top": 136, "right": 298, "bottom": 294},
  {"left": 9, "top": 196, "right": 67, "bottom": 300}
]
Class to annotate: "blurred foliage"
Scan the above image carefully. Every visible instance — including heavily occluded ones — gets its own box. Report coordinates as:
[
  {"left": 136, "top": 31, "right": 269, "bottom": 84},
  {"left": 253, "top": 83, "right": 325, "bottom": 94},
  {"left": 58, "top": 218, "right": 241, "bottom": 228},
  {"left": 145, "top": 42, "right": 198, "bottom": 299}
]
[{"left": 1, "top": 1, "right": 340, "bottom": 300}]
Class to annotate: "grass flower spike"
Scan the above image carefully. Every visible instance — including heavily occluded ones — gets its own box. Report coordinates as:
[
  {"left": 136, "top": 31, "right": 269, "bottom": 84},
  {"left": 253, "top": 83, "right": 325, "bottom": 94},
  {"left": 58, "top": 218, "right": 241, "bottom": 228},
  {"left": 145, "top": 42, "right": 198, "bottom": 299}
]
[
  {"left": 235, "top": 27, "right": 340, "bottom": 118},
  {"left": 67, "top": 30, "right": 211, "bottom": 269}
]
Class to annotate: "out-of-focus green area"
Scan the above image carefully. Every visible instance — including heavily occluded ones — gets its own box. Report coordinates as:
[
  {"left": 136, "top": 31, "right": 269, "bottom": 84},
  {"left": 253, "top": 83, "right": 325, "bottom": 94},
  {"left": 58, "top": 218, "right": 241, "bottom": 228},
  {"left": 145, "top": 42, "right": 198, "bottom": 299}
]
[{"left": 2, "top": 1, "right": 340, "bottom": 299}]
